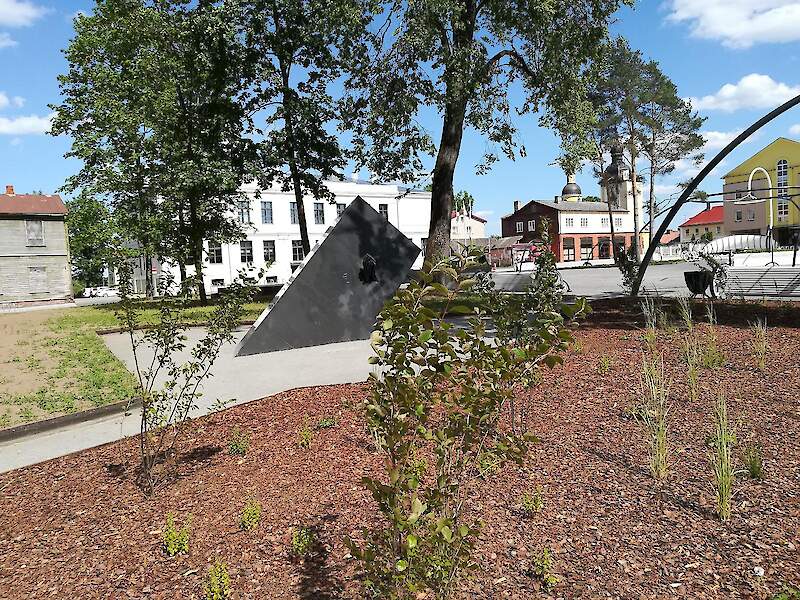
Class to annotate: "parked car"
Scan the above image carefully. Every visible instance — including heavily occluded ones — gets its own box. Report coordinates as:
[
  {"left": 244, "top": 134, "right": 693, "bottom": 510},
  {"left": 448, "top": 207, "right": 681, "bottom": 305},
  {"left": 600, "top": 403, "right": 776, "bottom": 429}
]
[{"left": 94, "top": 286, "right": 119, "bottom": 297}]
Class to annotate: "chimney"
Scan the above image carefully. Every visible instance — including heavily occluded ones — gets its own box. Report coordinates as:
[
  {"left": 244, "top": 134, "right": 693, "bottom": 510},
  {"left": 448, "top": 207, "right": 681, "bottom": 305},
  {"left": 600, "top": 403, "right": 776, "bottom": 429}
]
[
  {"left": 513, "top": 200, "right": 520, "bottom": 212},
  {"left": 5, "top": 185, "right": 14, "bottom": 195}
]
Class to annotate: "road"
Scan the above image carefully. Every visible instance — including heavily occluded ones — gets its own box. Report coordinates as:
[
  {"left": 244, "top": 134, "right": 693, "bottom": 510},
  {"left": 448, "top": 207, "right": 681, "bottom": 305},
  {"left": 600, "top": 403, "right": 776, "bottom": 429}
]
[{"left": 493, "top": 262, "right": 696, "bottom": 297}]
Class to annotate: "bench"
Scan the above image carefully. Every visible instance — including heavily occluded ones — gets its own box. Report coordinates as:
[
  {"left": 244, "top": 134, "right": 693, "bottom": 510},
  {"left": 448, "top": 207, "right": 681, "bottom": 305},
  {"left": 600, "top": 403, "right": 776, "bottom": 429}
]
[{"left": 725, "top": 267, "right": 800, "bottom": 298}]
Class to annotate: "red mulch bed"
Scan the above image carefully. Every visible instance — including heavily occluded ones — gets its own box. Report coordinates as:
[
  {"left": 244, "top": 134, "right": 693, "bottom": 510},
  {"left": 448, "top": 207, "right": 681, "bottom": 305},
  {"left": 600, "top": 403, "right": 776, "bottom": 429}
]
[{"left": 1, "top": 317, "right": 799, "bottom": 599}]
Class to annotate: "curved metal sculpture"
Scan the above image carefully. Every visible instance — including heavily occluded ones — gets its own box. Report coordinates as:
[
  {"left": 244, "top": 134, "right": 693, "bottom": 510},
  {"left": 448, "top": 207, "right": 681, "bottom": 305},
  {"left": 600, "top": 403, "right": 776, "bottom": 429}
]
[{"left": 631, "top": 93, "right": 800, "bottom": 296}]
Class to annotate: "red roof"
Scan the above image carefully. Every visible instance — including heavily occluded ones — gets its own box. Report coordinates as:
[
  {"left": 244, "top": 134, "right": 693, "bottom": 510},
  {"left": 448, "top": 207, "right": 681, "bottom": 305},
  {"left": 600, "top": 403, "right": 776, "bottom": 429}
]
[
  {"left": 0, "top": 193, "right": 67, "bottom": 216},
  {"left": 660, "top": 230, "right": 680, "bottom": 244},
  {"left": 679, "top": 205, "right": 723, "bottom": 228}
]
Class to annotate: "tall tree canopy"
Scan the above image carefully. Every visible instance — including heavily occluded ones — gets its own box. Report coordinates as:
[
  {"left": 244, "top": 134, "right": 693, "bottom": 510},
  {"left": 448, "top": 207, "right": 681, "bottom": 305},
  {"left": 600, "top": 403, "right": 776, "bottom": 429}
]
[
  {"left": 243, "top": 0, "right": 371, "bottom": 255},
  {"left": 348, "top": 0, "right": 628, "bottom": 261},
  {"left": 52, "top": 0, "right": 256, "bottom": 303},
  {"left": 65, "top": 194, "right": 116, "bottom": 287}
]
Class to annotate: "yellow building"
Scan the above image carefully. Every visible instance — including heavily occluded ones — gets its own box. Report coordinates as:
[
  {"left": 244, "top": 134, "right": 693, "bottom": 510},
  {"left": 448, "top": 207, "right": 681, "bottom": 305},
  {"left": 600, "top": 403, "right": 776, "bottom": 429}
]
[{"left": 722, "top": 137, "right": 800, "bottom": 246}]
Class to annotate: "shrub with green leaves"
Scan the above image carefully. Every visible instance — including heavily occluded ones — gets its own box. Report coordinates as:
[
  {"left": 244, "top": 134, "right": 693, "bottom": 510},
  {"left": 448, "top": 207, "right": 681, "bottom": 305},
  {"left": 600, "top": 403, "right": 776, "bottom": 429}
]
[
  {"left": 227, "top": 428, "right": 250, "bottom": 456},
  {"left": 291, "top": 526, "right": 316, "bottom": 556},
  {"left": 531, "top": 547, "right": 559, "bottom": 591},
  {"left": 297, "top": 422, "right": 313, "bottom": 449},
  {"left": 677, "top": 296, "right": 693, "bottom": 331},
  {"left": 240, "top": 497, "right": 262, "bottom": 531},
  {"left": 520, "top": 486, "right": 544, "bottom": 516},
  {"left": 316, "top": 416, "right": 337, "bottom": 430},
  {"left": 709, "top": 393, "right": 736, "bottom": 521},
  {"left": 741, "top": 442, "right": 764, "bottom": 480},
  {"left": 204, "top": 559, "right": 230, "bottom": 600},
  {"left": 701, "top": 325, "right": 725, "bottom": 369},
  {"left": 346, "top": 249, "right": 587, "bottom": 598},
  {"left": 598, "top": 354, "right": 613, "bottom": 375},
  {"left": 163, "top": 513, "right": 191, "bottom": 557}
]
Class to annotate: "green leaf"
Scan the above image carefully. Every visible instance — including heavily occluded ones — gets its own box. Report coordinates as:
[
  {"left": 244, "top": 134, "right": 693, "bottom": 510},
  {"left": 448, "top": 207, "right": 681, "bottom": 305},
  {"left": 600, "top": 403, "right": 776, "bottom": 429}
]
[
  {"left": 396, "top": 559, "right": 408, "bottom": 572},
  {"left": 382, "top": 319, "right": 393, "bottom": 330},
  {"left": 440, "top": 525, "right": 453, "bottom": 542},
  {"left": 407, "top": 534, "right": 418, "bottom": 549}
]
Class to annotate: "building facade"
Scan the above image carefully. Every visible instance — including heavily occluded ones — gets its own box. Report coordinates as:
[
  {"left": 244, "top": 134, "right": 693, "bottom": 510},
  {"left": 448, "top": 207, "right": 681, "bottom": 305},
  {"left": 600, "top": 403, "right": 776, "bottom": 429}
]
[
  {"left": 722, "top": 137, "right": 800, "bottom": 245},
  {"left": 678, "top": 205, "right": 726, "bottom": 243},
  {"left": 500, "top": 174, "right": 642, "bottom": 263},
  {"left": 174, "top": 180, "right": 431, "bottom": 293},
  {"left": 450, "top": 210, "right": 487, "bottom": 240},
  {"left": 0, "top": 186, "right": 72, "bottom": 305}
]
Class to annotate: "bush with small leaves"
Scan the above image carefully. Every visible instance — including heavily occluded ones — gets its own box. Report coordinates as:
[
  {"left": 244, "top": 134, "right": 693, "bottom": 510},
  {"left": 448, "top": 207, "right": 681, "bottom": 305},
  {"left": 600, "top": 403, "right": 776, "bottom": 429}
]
[
  {"left": 677, "top": 296, "right": 693, "bottom": 331},
  {"left": 227, "top": 428, "right": 250, "bottom": 456},
  {"left": 709, "top": 393, "right": 736, "bottom": 521},
  {"left": 598, "top": 354, "right": 613, "bottom": 374},
  {"left": 204, "top": 559, "right": 230, "bottom": 600},
  {"left": 316, "top": 416, "right": 337, "bottom": 430},
  {"left": 531, "top": 547, "right": 559, "bottom": 591},
  {"left": 742, "top": 442, "right": 764, "bottom": 480},
  {"left": 297, "top": 423, "right": 313, "bottom": 449},
  {"left": 772, "top": 586, "right": 800, "bottom": 600},
  {"left": 520, "top": 486, "right": 544, "bottom": 516},
  {"left": 477, "top": 449, "right": 501, "bottom": 479},
  {"left": 240, "top": 497, "right": 262, "bottom": 531},
  {"left": 637, "top": 354, "right": 670, "bottom": 481},
  {"left": 291, "top": 526, "right": 316, "bottom": 556},
  {"left": 163, "top": 513, "right": 190, "bottom": 557},
  {"left": 701, "top": 327, "right": 725, "bottom": 369}
]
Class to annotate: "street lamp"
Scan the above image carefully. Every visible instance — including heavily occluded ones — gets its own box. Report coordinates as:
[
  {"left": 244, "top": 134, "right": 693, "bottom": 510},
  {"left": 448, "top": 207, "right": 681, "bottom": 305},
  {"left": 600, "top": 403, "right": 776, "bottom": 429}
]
[{"left": 734, "top": 166, "right": 775, "bottom": 265}]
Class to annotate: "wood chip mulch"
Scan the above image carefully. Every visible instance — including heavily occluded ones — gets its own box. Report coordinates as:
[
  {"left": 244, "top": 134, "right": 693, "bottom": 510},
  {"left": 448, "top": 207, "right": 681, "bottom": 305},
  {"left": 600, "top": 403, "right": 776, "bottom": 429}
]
[{"left": 1, "top": 320, "right": 799, "bottom": 599}]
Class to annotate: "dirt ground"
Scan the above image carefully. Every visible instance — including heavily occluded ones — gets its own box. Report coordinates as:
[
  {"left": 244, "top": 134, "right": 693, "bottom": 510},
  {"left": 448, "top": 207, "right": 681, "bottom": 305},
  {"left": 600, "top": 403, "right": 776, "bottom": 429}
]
[{"left": 0, "top": 316, "right": 798, "bottom": 599}]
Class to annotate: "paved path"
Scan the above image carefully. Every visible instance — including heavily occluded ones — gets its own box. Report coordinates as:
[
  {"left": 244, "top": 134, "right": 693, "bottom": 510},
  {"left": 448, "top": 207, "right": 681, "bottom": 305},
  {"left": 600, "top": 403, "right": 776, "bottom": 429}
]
[
  {"left": 493, "top": 262, "right": 696, "bottom": 297},
  {"left": 0, "top": 328, "right": 373, "bottom": 473}
]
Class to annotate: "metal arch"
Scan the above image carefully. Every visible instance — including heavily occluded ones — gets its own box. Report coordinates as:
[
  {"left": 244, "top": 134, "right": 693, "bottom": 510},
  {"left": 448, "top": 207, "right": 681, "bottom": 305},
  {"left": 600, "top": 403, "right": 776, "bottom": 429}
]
[{"left": 631, "top": 92, "right": 800, "bottom": 296}]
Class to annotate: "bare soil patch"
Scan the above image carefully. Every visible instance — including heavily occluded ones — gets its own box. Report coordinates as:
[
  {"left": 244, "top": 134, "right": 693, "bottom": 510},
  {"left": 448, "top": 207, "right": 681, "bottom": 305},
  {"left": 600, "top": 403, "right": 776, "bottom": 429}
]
[{"left": 1, "top": 318, "right": 798, "bottom": 598}]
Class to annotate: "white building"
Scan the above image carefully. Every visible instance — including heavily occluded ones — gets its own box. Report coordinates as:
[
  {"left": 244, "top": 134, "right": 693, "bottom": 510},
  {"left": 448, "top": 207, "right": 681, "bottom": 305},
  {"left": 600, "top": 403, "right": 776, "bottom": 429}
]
[
  {"left": 450, "top": 210, "right": 487, "bottom": 240},
  {"left": 174, "top": 180, "right": 432, "bottom": 294}
]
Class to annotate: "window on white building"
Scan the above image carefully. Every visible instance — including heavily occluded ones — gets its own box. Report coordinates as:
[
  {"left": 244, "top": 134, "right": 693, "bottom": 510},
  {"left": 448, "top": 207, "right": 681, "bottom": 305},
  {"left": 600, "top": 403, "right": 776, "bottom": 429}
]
[
  {"left": 379, "top": 203, "right": 389, "bottom": 219},
  {"left": 562, "top": 238, "right": 575, "bottom": 261},
  {"left": 336, "top": 203, "right": 346, "bottom": 218},
  {"left": 565, "top": 217, "right": 574, "bottom": 227},
  {"left": 735, "top": 209, "right": 742, "bottom": 222},
  {"left": 528, "top": 219, "right": 535, "bottom": 231},
  {"left": 211, "top": 278, "right": 224, "bottom": 287},
  {"left": 614, "top": 217, "right": 622, "bottom": 228},
  {"left": 207, "top": 242, "right": 223, "bottom": 264},
  {"left": 580, "top": 217, "right": 588, "bottom": 228},
  {"left": 292, "top": 240, "right": 305, "bottom": 262},
  {"left": 25, "top": 220, "right": 44, "bottom": 246},
  {"left": 716, "top": 226, "right": 721, "bottom": 234},
  {"left": 778, "top": 200, "right": 789, "bottom": 222},
  {"left": 261, "top": 201, "right": 273, "bottom": 224},
  {"left": 237, "top": 200, "right": 251, "bottom": 224},
  {"left": 240, "top": 240, "right": 253, "bottom": 264},
  {"left": 746, "top": 208, "right": 755, "bottom": 221},
  {"left": 290, "top": 202, "right": 299, "bottom": 224},
  {"left": 516, "top": 221, "right": 523, "bottom": 233},
  {"left": 601, "top": 217, "right": 609, "bottom": 228},
  {"left": 263, "top": 240, "right": 276, "bottom": 262},
  {"left": 314, "top": 202, "right": 325, "bottom": 225}
]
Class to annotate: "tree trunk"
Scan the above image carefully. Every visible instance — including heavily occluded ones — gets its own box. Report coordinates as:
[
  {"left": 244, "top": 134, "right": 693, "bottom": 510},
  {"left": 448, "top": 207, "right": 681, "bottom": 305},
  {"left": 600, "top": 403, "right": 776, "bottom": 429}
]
[
  {"left": 144, "top": 251, "right": 154, "bottom": 298},
  {"left": 289, "top": 157, "right": 311, "bottom": 255},
  {"left": 192, "top": 235, "right": 207, "bottom": 305},
  {"left": 628, "top": 141, "right": 641, "bottom": 264},
  {"left": 426, "top": 99, "right": 468, "bottom": 263},
  {"left": 648, "top": 160, "right": 656, "bottom": 250}
]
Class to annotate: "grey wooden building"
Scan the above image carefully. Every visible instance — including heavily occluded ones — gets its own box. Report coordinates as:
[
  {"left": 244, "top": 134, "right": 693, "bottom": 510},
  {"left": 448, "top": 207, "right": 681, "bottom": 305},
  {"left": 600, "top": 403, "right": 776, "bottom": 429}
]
[{"left": 0, "top": 185, "right": 72, "bottom": 306}]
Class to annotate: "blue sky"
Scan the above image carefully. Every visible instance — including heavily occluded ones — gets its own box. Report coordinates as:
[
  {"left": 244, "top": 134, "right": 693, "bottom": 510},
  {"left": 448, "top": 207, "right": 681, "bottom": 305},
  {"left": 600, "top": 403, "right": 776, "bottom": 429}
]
[{"left": 1, "top": 0, "right": 800, "bottom": 235}]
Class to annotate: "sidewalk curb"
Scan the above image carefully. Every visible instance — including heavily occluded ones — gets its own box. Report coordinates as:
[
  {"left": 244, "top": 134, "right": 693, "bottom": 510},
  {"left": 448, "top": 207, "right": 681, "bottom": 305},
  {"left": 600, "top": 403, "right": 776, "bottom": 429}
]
[{"left": 0, "top": 398, "right": 142, "bottom": 445}]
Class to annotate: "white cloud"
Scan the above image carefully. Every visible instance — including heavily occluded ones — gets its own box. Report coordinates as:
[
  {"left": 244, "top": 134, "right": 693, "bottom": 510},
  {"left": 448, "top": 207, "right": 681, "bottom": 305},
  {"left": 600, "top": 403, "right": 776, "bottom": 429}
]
[
  {"left": 666, "top": 0, "right": 800, "bottom": 49},
  {"left": 474, "top": 210, "right": 494, "bottom": 218},
  {"left": 0, "top": 0, "right": 47, "bottom": 27},
  {"left": 789, "top": 124, "right": 800, "bottom": 136},
  {"left": 702, "top": 130, "right": 743, "bottom": 151},
  {"left": 0, "top": 31, "right": 16, "bottom": 47},
  {"left": 0, "top": 112, "right": 53, "bottom": 135},
  {"left": 9, "top": 136, "right": 20, "bottom": 146},
  {"left": 0, "top": 91, "right": 24, "bottom": 109},
  {"left": 688, "top": 74, "right": 800, "bottom": 112}
]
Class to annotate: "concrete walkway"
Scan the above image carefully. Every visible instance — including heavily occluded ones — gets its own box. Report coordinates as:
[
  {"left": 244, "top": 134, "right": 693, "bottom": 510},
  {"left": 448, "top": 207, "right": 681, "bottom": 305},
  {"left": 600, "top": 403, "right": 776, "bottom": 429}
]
[{"left": 0, "top": 327, "right": 373, "bottom": 473}]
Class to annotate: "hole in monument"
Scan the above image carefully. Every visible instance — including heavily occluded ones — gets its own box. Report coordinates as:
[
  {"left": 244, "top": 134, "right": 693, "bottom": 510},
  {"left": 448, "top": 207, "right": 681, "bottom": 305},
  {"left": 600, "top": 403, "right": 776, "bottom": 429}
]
[{"left": 359, "top": 253, "right": 377, "bottom": 284}]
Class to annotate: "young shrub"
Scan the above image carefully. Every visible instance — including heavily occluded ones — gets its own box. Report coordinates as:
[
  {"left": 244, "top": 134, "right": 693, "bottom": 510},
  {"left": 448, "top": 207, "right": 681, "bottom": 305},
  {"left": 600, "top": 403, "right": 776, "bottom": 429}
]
[
  {"left": 315, "top": 416, "right": 337, "bottom": 430},
  {"left": 677, "top": 296, "right": 693, "bottom": 331},
  {"left": 637, "top": 354, "right": 671, "bottom": 481},
  {"left": 163, "top": 513, "right": 191, "bottom": 557},
  {"left": 640, "top": 296, "right": 658, "bottom": 330},
  {"left": 291, "top": 526, "right": 316, "bottom": 556},
  {"left": 709, "top": 393, "right": 736, "bottom": 521},
  {"left": 530, "top": 547, "right": 559, "bottom": 591},
  {"left": 701, "top": 331, "right": 725, "bottom": 369},
  {"left": 239, "top": 497, "right": 262, "bottom": 531},
  {"left": 682, "top": 335, "right": 701, "bottom": 402},
  {"left": 597, "top": 354, "right": 613, "bottom": 375},
  {"left": 297, "top": 422, "right": 313, "bottom": 449},
  {"left": 347, "top": 248, "right": 587, "bottom": 598},
  {"left": 204, "top": 559, "right": 230, "bottom": 600},
  {"left": 741, "top": 442, "right": 764, "bottom": 480},
  {"left": 571, "top": 339, "right": 583, "bottom": 354},
  {"left": 520, "top": 486, "right": 544, "bottom": 516},
  {"left": 227, "top": 428, "right": 250, "bottom": 456},
  {"left": 116, "top": 261, "right": 259, "bottom": 495},
  {"left": 750, "top": 318, "right": 768, "bottom": 370},
  {"left": 705, "top": 301, "right": 717, "bottom": 325}
]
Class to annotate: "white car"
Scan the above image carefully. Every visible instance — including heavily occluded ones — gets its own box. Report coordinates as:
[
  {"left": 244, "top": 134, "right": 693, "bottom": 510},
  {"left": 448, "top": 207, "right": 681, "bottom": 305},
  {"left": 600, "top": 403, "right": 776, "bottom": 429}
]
[{"left": 86, "top": 286, "right": 118, "bottom": 298}]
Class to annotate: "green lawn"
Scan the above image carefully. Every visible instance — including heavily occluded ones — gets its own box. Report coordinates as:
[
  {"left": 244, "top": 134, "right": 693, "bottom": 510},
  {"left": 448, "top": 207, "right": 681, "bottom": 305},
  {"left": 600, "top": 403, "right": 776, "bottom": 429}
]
[{"left": 0, "top": 299, "right": 268, "bottom": 429}]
